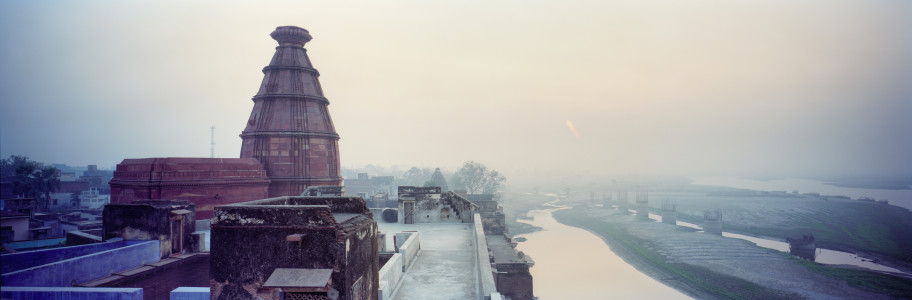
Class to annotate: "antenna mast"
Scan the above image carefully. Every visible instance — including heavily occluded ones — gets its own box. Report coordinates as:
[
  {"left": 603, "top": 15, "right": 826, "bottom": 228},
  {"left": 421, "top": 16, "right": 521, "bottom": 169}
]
[{"left": 210, "top": 126, "right": 215, "bottom": 158}]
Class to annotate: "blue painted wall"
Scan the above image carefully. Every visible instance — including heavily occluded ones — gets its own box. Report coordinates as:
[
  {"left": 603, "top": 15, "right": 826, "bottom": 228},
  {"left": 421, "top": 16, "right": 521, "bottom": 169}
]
[
  {"left": 1, "top": 238, "right": 133, "bottom": 274},
  {"left": 1, "top": 240, "right": 160, "bottom": 287},
  {"left": 170, "top": 287, "right": 210, "bottom": 300},
  {"left": 0, "top": 287, "right": 142, "bottom": 300}
]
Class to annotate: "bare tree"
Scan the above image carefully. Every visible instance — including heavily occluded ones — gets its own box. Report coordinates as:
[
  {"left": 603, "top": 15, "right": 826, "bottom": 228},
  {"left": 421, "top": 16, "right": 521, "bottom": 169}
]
[
  {"left": 452, "top": 161, "right": 506, "bottom": 197},
  {"left": 400, "top": 167, "right": 433, "bottom": 186}
]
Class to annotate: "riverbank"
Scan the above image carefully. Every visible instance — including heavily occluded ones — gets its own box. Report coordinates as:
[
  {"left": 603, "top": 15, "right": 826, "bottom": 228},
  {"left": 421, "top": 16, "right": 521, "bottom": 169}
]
[
  {"left": 552, "top": 205, "right": 911, "bottom": 299},
  {"left": 661, "top": 188, "right": 912, "bottom": 267}
]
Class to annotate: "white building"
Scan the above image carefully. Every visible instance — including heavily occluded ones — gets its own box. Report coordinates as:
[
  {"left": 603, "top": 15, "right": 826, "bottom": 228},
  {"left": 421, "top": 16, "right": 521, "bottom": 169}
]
[{"left": 80, "top": 188, "right": 110, "bottom": 209}]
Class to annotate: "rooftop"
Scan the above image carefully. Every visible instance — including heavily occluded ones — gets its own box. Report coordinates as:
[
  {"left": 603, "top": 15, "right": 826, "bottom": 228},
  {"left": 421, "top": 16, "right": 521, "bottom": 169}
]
[{"left": 377, "top": 222, "right": 479, "bottom": 300}]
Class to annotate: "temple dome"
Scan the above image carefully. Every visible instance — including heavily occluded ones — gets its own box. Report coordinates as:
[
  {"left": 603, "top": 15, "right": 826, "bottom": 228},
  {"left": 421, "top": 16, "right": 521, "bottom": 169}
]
[{"left": 270, "top": 26, "right": 312, "bottom": 47}]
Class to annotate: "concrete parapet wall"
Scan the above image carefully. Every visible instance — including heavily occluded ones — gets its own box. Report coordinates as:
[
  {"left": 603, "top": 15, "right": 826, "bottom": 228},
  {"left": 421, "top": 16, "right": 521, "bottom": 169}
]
[
  {"left": 194, "top": 220, "right": 210, "bottom": 232},
  {"left": 473, "top": 213, "right": 497, "bottom": 298},
  {"left": 377, "top": 253, "right": 403, "bottom": 300},
  {"left": 1, "top": 240, "right": 160, "bottom": 287},
  {"left": 190, "top": 231, "right": 208, "bottom": 252},
  {"left": 0, "top": 287, "right": 143, "bottom": 300},
  {"left": 169, "top": 287, "right": 209, "bottom": 300},
  {"left": 370, "top": 208, "right": 385, "bottom": 222},
  {"left": 1, "top": 239, "right": 128, "bottom": 274},
  {"left": 396, "top": 232, "right": 421, "bottom": 271}
]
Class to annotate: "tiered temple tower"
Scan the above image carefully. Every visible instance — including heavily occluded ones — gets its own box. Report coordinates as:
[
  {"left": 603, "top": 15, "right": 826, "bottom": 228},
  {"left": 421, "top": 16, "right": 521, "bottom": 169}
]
[{"left": 240, "top": 26, "right": 342, "bottom": 197}]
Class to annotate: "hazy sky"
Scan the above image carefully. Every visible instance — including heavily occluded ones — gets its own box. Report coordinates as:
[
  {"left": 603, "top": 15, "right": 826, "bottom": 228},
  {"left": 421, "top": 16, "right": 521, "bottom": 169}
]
[{"left": 1, "top": 0, "right": 910, "bottom": 182}]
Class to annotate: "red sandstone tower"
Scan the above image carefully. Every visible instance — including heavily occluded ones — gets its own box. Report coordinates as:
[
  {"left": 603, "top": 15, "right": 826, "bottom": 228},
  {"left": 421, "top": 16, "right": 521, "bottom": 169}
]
[{"left": 240, "top": 26, "right": 342, "bottom": 197}]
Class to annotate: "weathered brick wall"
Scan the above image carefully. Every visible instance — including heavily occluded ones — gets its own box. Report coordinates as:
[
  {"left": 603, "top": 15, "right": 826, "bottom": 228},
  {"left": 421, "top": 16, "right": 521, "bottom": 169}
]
[
  {"left": 210, "top": 196, "right": 377, "bottom": 300},
  {"left": 494, "top": 264, "right": 534, "bottom": 300},
  {"left": 103, "top": 200, "right": 196, "bottom": 259},
  {"left": 109, "top": 158, "right": 269, "bottom": 219}
]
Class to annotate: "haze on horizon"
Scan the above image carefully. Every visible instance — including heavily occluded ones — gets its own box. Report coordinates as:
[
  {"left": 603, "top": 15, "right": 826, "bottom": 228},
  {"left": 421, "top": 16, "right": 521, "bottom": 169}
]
[{"left": 1, "top": 0, "right": 910, "bottom": 184}]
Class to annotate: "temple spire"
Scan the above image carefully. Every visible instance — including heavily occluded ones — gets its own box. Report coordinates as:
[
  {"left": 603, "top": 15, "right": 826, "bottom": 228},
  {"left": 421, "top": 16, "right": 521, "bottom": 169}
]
[{"left": 240, "top": 26, "right": 342, "bottom": 197}]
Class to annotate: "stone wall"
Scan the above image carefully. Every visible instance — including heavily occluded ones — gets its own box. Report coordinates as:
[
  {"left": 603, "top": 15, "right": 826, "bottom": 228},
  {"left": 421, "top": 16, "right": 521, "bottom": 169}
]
[
  {"left": 65, "top": 230, "right": 102, "bottom": 246},
  {"left": 481, "top": 212, "right": 506, "bottom": 235},
  {"left": 398, "top": 187, "right": 477, "bottom": 224},
  {"left": 170, "top": 287, "right": 209, "bottom": 300},
  {"left": 493, "top": 263, "right": 533, "bottom": 300},
  {"left": 394, "top": 232, "right": 420, "bottom": 271},
  {"left": 1, "top": 239, "right": 131, "bottom": 274},
  {"left": 209, "top": 196, "right": 378, "bottom": 300},
  {"left": 0, "top": 287, "right": 143, "bottom": 300},
  {"left": 109, "top": 158, "right": 269, "bottom": 219},
  {"left": 378, "top": 232, "right": 420, "bottom": 300},
  {"left": 377, "top": 253, "right": 402, "bottom": 300},
  {"left": 1, "top": 240, "right": 160, "bottom": 287},
  {"left": 473, "top": 214, "right": 497, "bottom": 298},
  {"left": 103, "top": 200, "right": 196, "bottom": 259}
]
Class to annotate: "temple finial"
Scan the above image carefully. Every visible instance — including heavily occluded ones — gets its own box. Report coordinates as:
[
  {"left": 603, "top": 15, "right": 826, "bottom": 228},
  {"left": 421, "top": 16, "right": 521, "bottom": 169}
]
[{"left": 270, "top": 26, "right": 312, "bottom": 47}]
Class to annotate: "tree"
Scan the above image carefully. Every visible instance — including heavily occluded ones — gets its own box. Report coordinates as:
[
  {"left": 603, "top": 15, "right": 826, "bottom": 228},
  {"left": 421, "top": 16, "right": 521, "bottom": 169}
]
[
  {"left": 451, "top": 161, "right": 506, "bottom": 196},
  {"left": 400, "top": 167, "right": 433, "bottom": 186},
  {"left": 0, "top": 155, "right": 61, "bottom": 211}
]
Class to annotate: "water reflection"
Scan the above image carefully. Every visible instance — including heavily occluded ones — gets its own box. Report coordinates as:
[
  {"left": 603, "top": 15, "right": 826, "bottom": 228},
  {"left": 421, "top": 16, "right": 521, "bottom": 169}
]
[{"left": 515, "top": 205, "right": 691, "bottom": 300}]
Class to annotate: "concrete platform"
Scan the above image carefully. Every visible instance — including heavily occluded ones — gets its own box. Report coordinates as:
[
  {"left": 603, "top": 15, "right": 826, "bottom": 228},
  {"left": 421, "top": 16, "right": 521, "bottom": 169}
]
[{"left": 377, "top": 222, "right": 478, "bottom": 300}]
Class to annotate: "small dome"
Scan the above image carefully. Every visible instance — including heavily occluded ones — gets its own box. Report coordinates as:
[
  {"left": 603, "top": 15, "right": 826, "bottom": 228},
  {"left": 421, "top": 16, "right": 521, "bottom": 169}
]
[{"left": 270, "top": 26, "right": 312, "bottom": 47}]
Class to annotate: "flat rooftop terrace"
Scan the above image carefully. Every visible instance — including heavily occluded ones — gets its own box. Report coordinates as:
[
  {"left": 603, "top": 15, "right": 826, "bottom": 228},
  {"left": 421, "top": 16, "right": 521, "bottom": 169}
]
[{"left": 377, "top": 222, "right": 478, "bottom": 300}]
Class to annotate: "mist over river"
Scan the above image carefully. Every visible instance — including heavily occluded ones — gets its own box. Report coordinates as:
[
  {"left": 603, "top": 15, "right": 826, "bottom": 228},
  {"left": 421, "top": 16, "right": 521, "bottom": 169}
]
[
  {"left": 515, "top": 204, "right": 691, "bottom": 299},
  {"left": 693, "top": 177, "right": 912, "bottom": 211}
]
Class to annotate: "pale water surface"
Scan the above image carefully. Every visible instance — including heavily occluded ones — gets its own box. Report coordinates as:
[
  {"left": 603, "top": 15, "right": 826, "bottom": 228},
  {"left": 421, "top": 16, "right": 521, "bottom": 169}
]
[{"left": 515, "top": 205, "right": 691, "bottom": 300}]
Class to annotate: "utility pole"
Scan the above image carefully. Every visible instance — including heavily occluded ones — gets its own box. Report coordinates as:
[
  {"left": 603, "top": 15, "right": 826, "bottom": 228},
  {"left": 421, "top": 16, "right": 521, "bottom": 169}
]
[{"left": 210, "top": 126, "right": 215, "bottom": 158}]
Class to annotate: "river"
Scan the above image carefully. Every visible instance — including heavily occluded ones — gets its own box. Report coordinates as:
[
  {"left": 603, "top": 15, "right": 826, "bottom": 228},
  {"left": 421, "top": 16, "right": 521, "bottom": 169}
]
[
  {"left": 514, "top": 204, "right": 691, "bottom": 300},
  {"left": 692, "top": 177, "right": 912, "bottom": 211}
]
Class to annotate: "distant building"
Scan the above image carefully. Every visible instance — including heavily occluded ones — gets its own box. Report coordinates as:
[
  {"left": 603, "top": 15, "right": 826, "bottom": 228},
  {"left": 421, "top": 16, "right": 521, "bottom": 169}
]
[
  {"left": 81, "top": 165, "right": 114, "bottom": 194},
  {"left": 427, "top": 168, "right": 449, "bottom": 192},
  {"left": 48, "top": 192, "right": 74, "bottom": 210},
  {"left": 1, "top": 198, "right": 35, "bottom": 218},
  {"left": 398, "top": 186, "right": 477, "bottom": 224},
  {"left": 1, "top": 212, "right": 30, "bottom": 242},
  {"left": 58, "top": 180, "right": 91, "bottom": 194},
  {"left": 344, "top": 173, "right": 397, "bottom": 208},
  {"left": 79, "top": 188, "right": 109, "bottom": 209},
  {"left": 104, "top": 200, "right": 197, "bottom": 258},
  {"left": 345, "top": 173, "right": 373, "bottom": 198}
]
